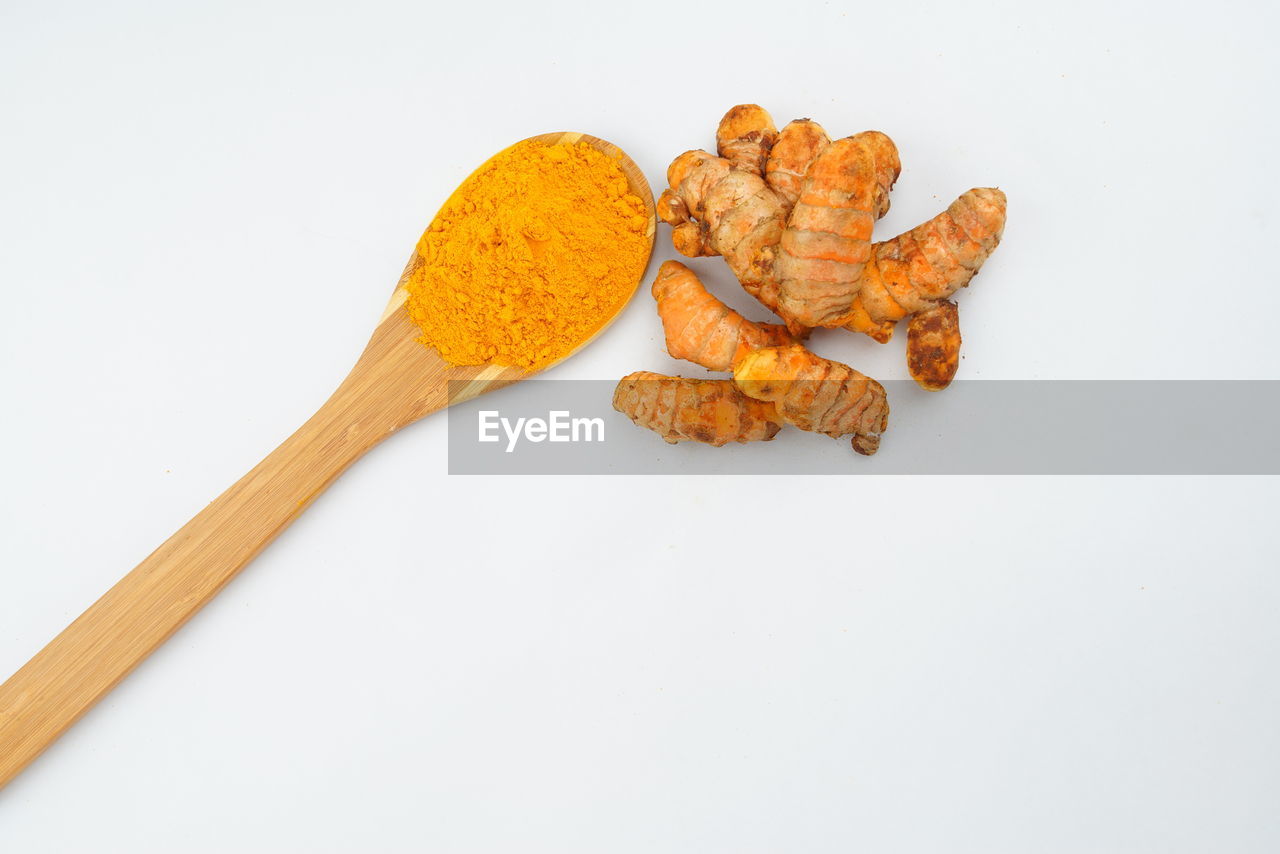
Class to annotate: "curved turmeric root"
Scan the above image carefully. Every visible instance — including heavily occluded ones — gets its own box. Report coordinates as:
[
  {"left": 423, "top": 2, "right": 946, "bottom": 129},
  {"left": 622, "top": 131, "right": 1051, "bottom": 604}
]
[
  {"left": 733, "top": 345, "right": 889, "bottom": 455},
  {"left": 906, "top": 301, "right": 961, "bottom": 391},
  {"left": 845, "top": 187, "right": 1006, "bottom": 339},
  {"left": 774, "top": 131, "right": 901, "bottom": 328},
  {"left": 652, "top": 260, "right": 794, "bottom": 372},
  {"left": 613, "top": 372, "right": 783, "bottom": 446}
]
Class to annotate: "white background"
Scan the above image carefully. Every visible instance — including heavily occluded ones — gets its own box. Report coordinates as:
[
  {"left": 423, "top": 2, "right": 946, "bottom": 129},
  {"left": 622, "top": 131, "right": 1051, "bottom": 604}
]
[{"left": 2, "top": 1, "right": 1278, "bottom": 851}]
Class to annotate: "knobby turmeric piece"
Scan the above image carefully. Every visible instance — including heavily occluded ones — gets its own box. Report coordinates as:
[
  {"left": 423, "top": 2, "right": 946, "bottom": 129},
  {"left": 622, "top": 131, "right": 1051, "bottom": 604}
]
[
  {"left": 906, "top": 301, "right": 962, "bottom": 391},
  {"left": 774, "top": 131, "right": 901, "bottom": 327},
  {"left": 733, "top": 345, "right": 889, "bottom": 456},
  {"left": 716, "top": 103, "right": 778, "bottom": 175},
  {"left": 765, "top": 119, "right": 831, "bottom": 213},
  {"left": 405, "top": 140, "right": 650, "bottom": 371},
  {"left": 844, "top": 188, "right": 1006, "bottom": 341},
  {"left": 657, "top": 149, "right": 789, "bottom": 319},
  {"left": 613, "top": 372, "right": 783, "bottom": 446}
]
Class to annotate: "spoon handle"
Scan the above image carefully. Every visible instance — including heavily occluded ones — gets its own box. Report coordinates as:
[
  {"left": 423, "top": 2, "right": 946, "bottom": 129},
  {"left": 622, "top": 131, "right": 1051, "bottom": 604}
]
[{"left": 0, "top": 374, "right": 397, "bottom": 788}]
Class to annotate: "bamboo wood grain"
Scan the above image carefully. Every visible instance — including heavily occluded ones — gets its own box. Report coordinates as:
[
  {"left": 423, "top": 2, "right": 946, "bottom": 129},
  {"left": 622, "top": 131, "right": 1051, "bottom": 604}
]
[{"left": 0, "top": 132, "right": 655, "bottom": 789}]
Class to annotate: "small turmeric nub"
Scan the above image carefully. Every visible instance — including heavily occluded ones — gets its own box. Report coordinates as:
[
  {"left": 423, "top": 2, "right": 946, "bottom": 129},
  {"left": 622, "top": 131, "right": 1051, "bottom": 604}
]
[
  {"left": 716, "top": 104, "right": 778, "bottom": 175},
  {"left": 906, "top": 301, "right": 962, "bottom": 391},
  {"left": 765, "top": 119, "right": 830, "bottom": 212}
]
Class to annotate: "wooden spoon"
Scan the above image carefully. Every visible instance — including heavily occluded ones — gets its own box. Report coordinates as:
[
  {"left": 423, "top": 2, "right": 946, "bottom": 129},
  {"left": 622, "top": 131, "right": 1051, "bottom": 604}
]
[{"left": 0, "top": 132, "right": 656, "bottom": 788}]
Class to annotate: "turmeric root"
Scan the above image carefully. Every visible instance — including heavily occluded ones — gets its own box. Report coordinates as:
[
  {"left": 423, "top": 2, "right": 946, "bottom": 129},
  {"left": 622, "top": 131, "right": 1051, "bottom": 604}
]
[
  {"left": 613, "top": 372, "right": 783, "bottom": 446},
  {"left": 906, "top": 301, "right": 961, "bottom": 391},
  {"left": 774, "top": 131, "right": 901, "bottom": 328},
  {"left": 657, "top": 148, "right": 790, "bottom": 316},
  {"left": 656, "top": 104, "right": 808, "bottom": 319},
  {"left": 652, "top": 260, "right": 794, "bottom": 372},
  {"left": 657, "top": 105, "right": 1008, "bottom": 391},
  {"left": 765, "top": 119, "right": 830, "bottom": 212},
  {"left": 844, "top": 187, "right": 1007, "bottom": 341},
  {"left": 733, "top": 345, "right": 889, "bottom": 455},
  {"left": 716, "top": 104, "right": 778, "bottom": 175}
]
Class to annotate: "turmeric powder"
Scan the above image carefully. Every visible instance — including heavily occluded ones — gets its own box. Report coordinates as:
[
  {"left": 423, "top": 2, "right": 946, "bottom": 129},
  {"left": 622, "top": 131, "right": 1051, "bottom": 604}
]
[{"left": 405, "top": 140, "right": 650, "bottom": 371}]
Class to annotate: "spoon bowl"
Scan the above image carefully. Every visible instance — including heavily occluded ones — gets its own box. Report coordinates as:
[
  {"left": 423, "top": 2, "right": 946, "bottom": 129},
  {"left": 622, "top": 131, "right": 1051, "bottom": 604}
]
[
  {"left": 0, "top": 132, "right": 655, "bottom": 788},
  {"left": 368, "top": 131, "right": 656, "bottom": 421}
]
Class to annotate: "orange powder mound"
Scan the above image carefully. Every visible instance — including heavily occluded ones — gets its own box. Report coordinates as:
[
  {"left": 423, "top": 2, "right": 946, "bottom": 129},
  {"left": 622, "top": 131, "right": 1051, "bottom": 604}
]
[{"left": 404, "top": 140, "right": 650, "bottom": 371}]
